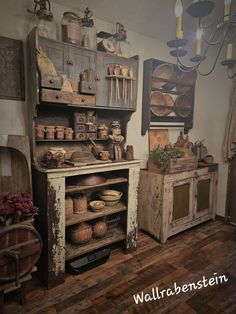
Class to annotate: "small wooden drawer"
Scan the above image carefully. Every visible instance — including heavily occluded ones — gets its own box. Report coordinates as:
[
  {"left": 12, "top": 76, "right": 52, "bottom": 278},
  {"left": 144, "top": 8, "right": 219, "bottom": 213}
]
[
  {"left": 40, "top": 74, "right": 62, "bottom": 90},
  {"left": 74, "top": 113, "right": 87, "bottom": 124},
  {"left": 72, "top": 93, "right": 96, "bottom": 106},
  {"left": 86, "top": 133, "right": 96, "bottom": 140},
  {"left": 86, "top": 124, "right": 97, "bottom": 133},
  {"left": 87, "top": 116, "right": 96, "bottom": 124},
  {"left": 79, "top": 81, "right": 96, "bottom": 95},
  {"left": 75, "top": 124, "right": 86, "bottom": 133},
  {"left": 41, "top": 89, "right": 73, "bottom": 104},
  {"left": 75, "top": 133, "right": 87, "bottom": 141}
]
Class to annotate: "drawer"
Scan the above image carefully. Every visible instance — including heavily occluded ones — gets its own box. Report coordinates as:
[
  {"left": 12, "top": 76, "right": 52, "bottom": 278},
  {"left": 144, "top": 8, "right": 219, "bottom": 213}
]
[
  {"left": 75, "top": 124, "right": 86, "bottom": 132},
  {"left": 74, "top": 133, "right": 87, "bottom": 141},
  {"left": 79, "top": 81, "right": 96, "bottom": 95},
  {"left": 86, "top": 133, "right": 96, "bottom": 140},
  {"left": 74, "top": 113, "right": 86, "bottom": 124},
  {"left": 40, "top": 74, "right": 62, "bottom": 90},
  {"left": 87, "top": 116, "right": 96, "bottom": 124},
  {"left": 72, "top": 94, "right": 96, "bottom": 106},
  {"left": 41, "top": 89, "right": 73, "bottom": 104},
  {"left": 86, "top": 124, "right": 97, "bottom": 133}
]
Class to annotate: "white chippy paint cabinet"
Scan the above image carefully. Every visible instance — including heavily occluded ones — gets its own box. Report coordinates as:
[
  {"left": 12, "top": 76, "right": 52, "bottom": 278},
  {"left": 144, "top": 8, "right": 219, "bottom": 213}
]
[
  {"left": 33, "top": 160, "right": 140, "bottom": 288},
  {"left": 138, "top": 165, "right": 218, "bottom": 243}
]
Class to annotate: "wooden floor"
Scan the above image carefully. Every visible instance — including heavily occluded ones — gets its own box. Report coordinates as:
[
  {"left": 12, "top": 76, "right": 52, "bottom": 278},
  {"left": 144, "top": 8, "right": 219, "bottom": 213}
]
[{"left": 3, "top": 220, "right": 236, "bottom": 314}]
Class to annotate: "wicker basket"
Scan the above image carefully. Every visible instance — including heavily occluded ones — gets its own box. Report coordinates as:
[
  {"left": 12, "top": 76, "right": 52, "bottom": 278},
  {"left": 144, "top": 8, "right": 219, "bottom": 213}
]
[
  {"left": 70, "top": 222, "right": 93, "bottom": 244},
  {"left": 148, "top": 157, "right": 198, "bottom": 174}
]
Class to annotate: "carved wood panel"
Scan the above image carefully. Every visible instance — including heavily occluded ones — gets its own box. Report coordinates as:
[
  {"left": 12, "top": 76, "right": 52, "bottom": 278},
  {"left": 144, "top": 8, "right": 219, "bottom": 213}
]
[{"left": 0, "top": 36, "right": 25, "bottom": 100}]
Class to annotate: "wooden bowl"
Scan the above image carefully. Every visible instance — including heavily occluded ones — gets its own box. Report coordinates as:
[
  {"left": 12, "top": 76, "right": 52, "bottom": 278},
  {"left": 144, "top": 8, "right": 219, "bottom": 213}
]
[
  {"left": 71, "top": 151, "right": 96, "bottom": 163},
  {"left": 98, "top": 190, "right": 123, "bottom": 206},
  {"left": 174, "top": 94, "right": 192, "bottom": 118},
  {"left": 164, "top": 94, "right": 174, "bottom": 116},
  {"left": 89, "top": 200, "right": 105, "bottom": 212},
  {"left": 150, "top": 92, "right": 167, "bottom": 117},
  {"left": 151, "top": 63, "right": 175, "bottom": 89},
  {"left": 176, "top": 70, "right": 197, "bottom": 94},
  {"left": 77, "top": 175, "right": 106, "bottom": 186}
]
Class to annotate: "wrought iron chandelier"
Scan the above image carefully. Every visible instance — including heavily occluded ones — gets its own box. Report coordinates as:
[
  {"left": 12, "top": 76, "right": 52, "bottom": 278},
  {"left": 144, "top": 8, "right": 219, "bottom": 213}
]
[{"left": 167, "top": 0, "right": 236, "bottom": 78}]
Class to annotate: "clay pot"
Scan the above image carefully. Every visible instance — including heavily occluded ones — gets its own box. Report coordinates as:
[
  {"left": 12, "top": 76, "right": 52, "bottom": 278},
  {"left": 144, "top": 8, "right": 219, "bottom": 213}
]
[
  {"left": 93, "top": 221, "right": 108, "bottom": 238},
  {"left": 65, "top": 196, "right": 73, "bottom": 219},
  {"left": 99, "top": 150, "right": 110, "bottom": 161},
  {"left": 35, "top": 125, "right": 45, "bottom": 140},
  {"left": 55, "top": 126, "right": 65, "bottom": 140},
  {"left": 46, "top": 147, "right": 66, "bottom": 168},
  {"left": 64, "top": 128, "right": 74, "bottom": 140},
  {"left": 73, "top": 193, "right": 87, "bottom": 213},
  {"left": 125, "top": 145, "right": 134, "bottom": 161},
  {"left": 70, "top": 222, "right": 93, "bottom": 244},
  {"left": 45, "top": 126, "right": 55, "bottom": 139}
]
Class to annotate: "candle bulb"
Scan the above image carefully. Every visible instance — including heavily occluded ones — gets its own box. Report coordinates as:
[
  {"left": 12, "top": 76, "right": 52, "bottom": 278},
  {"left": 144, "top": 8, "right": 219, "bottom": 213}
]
[
  {"left": 175, "top": 0, "right": 183, "bottom": 39},
  {"left": 224, "top": 0, "right": 232, "bottom": 22},
  {"left": 227, "top": 43, "right": 233, "bottom": 60},
  {"left": 195, "top": 27, "right": 203, "bottom": 56}
]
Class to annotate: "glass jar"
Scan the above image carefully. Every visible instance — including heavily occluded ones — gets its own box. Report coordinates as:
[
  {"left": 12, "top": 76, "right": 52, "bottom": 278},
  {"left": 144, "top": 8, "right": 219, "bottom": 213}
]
[
  {"left": 115, "top": 40, "right": 130, "bottom": 58},
  {"left": 37, "top": 17, "right": 57, "bottom": 40},
  {"left": 81, "top": 25, "right": 97, "bottom": 50},
  {"left": 81, "top": 7, "right": 97, "bottom": 50},
  {"left": 62, "top": 12, "right": 81, "bottom": 45}
]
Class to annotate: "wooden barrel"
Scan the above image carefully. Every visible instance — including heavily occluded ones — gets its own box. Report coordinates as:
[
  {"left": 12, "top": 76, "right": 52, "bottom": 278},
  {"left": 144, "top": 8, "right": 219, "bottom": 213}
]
[{"left": 0, "top": 224, "right": 42, "bottom": 282}]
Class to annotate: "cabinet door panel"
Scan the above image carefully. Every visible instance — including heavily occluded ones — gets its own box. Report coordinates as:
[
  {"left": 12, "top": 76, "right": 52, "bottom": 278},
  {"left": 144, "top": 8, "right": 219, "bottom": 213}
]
[
  {"left": 38, "top": 37, "right": 68, "bottom": 76},
  {"left": 173, "top": 183, "right": 190, "bottom": 220},
  {"left": 68, "top": 47, "right": 96, "bottom": 81},
  {"left": 197, "top": 178, "right": 210, "bottom": 212}
]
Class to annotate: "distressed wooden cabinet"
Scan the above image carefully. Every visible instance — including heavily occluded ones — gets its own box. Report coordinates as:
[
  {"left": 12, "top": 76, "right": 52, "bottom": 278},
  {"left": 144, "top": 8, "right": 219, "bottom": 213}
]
[
  {"left": 138, "top": 165, "right": 218, "bottom": 243},
  {"left": 33, "top": 161, "right": 140, "bottom": 288}
]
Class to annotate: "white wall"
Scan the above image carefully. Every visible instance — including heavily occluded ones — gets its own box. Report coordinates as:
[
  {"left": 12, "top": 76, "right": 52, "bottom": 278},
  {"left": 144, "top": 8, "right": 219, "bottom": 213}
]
[{"left": 0, "top": 0, "right": 231, "bottom": 216}]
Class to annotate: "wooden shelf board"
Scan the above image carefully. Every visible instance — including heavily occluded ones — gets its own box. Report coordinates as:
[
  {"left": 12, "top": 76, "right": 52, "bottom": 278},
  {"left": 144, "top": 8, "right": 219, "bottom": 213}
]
[
  {"left": 65, "top": 177, "right": 128, "bottom": 193},
  {"left": 35, "top": 139, "right": 107, "bottom": 142},
  {"left": 151, "top": 76, "right": 193, "bottom": 88},
  {"left": 65, "top": 227, "right": 125, "bottom": 260},
  {"left": 66, "top": 203, "right": 127, "bottom": 226}
]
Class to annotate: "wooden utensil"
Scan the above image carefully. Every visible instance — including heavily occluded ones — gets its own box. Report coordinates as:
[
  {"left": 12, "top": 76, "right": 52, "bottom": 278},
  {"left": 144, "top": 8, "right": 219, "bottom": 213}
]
[
  {"left": 129, "top": 67, "right": 134, "bottom": 102},
  {"left": 121, "top": 66, "right": 128, "bottom": 100},
  {"left": 114, "top": 65, "right": 121, "bottom": 101},
  {"left": 108, "top": 64, "right": 114, "bottom": 106}
]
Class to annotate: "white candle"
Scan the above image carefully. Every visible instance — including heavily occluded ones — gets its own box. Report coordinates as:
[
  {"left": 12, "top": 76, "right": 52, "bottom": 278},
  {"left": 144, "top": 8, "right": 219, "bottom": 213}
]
[
  {"left": 227, "top": 44, "right": 233, "bottom": 60},
  {"left": 224, "top": 0, "right": 232, "bottom": 22},
  {"left": 175, "top": 0, "right": 183, "bottom": 39}
]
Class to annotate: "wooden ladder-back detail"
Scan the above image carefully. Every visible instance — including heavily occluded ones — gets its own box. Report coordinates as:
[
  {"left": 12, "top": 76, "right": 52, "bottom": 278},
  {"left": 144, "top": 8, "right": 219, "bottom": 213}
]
[{"left": 0, "top": 224, "right": 42, "bottom": 283}]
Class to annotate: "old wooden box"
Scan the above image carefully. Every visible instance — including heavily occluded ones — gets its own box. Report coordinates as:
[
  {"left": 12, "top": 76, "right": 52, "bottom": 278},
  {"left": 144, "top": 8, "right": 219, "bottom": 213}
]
[{"left": 148, "top": 157, "right": 198, "bottom": 174}]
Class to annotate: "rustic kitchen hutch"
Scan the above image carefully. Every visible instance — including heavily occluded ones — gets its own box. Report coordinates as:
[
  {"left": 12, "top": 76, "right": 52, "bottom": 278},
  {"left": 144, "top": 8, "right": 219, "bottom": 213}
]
[{"left": 27, "top": 28, "right": 140, "bottom": 288}]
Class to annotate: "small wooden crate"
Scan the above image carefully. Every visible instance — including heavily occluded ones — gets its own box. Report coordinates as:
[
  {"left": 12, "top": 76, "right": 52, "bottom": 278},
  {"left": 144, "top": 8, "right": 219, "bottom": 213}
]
[{"left": 148, "top": 157, "right": 198, "bottom": 174}]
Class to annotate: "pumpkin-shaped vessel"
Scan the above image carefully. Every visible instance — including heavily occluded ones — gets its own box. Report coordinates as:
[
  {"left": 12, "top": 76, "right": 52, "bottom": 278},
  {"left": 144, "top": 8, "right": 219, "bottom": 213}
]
[
  {"left": 93, "top": 221, "right": 108, "bottom": 238},
  {"left": 70, "top": 222, "right": 92, "bottom": 244}
]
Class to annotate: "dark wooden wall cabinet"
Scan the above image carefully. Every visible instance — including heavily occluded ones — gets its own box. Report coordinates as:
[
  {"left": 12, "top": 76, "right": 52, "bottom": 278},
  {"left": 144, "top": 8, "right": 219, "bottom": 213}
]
[
  {"left": 142, "top": 58, "right": 196, "bottom": 135},
  {"left": 27, "top": 28, "right": 140, "bottom": 288}
]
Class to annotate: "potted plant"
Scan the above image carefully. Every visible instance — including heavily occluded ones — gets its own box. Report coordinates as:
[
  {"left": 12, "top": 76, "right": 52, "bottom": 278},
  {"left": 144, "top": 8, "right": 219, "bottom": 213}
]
[
  {"left": 148, "top": 146, "right": 182, "bottom": 173},
  {"left": 0, "top": 193, "right": 39, "bottom": 226}
]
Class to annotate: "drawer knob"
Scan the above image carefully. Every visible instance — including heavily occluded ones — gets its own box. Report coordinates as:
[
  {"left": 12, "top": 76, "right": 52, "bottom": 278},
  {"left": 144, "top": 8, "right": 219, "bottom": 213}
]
[
  {"left": 67, "top": 60, "right": 73, "bottom": 65},
  {"left": 56, "top": 95, "right": 61, "bottom": 99},
  {"left": 82, "top": 98, "right": 85, "bottom": 102},
  {"left": 49, "top": 79, "right": 54, "bottom": 84},
  {"left": 88, "top": 85, "right": 92, "bottom": 90}
]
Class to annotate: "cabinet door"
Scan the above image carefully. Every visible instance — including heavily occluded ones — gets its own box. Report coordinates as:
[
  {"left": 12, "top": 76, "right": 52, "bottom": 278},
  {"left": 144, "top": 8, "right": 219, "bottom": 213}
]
[
  {"left": 38, "top": 37, "right": 69, "bottom": 76},
  {"left": 168, "top": 178, "right": 194, "bottom": 228},
  {"left": 68, "top": 46, "right": 96, "bottom": 82},
  {"left": 96, "top": 52, "right": 138, "bottom": 109},
  {"left": 195, "top": 173, "right": 213, "bottom": 218}
]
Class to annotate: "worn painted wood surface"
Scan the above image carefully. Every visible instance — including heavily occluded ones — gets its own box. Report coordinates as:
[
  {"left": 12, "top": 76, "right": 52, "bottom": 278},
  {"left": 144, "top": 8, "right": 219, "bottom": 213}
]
[
  {"left": 33, "top": 160, "right": 141, "bottom": 287},
  {"left": 138, "top": 166, "right": 218, "bottom": 243},
  {"left": 3, "top": 221, "right": 236, "bottom": 313}
]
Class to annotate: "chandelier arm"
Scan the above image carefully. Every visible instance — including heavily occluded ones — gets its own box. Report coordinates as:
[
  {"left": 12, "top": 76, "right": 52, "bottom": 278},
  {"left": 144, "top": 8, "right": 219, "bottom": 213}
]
[
  {"left": 197, "top": 37, "right": 225, "bottom": 76},
  {"left": 227, "top": 67, "right": 236, "bottom": 79},
  {"left": 202, "top": 23, "right": 230, "bottom": 46},
  {"left": 225, "top": 28, "right": 236, "bottom": 42},
  {"left": 175, "top": 50, "right": 200, "bottom": 72}
]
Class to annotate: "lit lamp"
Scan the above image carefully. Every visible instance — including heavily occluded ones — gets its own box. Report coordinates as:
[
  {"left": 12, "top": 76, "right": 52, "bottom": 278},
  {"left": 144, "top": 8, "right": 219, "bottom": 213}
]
[
  {"left": 224, "top": 0, "right": 232, "bottom": 22},
  {"left": 175, "top": 0, "right": 183, "bottom": 39}
]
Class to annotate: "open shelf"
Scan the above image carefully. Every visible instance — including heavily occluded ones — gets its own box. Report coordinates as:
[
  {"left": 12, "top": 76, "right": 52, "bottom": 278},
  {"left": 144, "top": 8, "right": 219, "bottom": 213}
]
[
  {"left": 65, "top": 177, "right": 128, "bottom": 193},
  {"left": 65, "top": 227, "right": 125, "bottom": 260},
  {"left": 151, "top": 75, "right": 193, "bottom": 87},
  {"left": 66, "top": 202, "right": 127, "bottom": 226}
]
